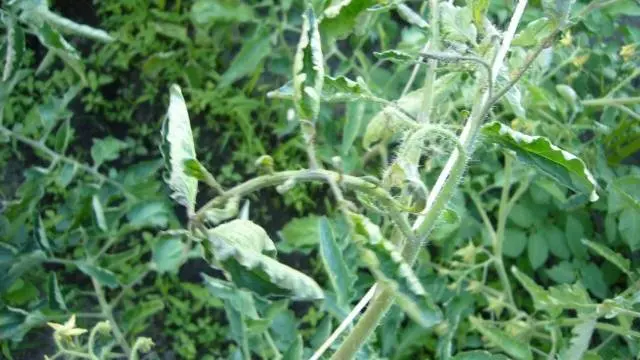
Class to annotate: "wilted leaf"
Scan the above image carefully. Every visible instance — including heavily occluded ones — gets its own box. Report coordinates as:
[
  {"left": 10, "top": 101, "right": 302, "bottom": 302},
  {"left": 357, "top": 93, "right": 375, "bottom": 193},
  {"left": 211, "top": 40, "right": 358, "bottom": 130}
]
[
  {"left": 47, "top": 273, "right": 67, "bottom": 311},
  {"left": 33, "top": 214, "right": 50, "bottom": 252},
  {"left": 2, "top": 15, "right": 26, "bottom": 82},
  {"left": 481, "top": 122, "right": 598, "bottom": 202},
  {"left": 207, "top": 220, "right": 323, "bottom": 300},
  {"left": 469, "top": 316, "right": 533, "bottom": 360},
  {"left": 202, "top": 274, "right": 258, "bottom": 318},
  {"left": 161, "top": 84, "right": 198, "bottom": 214},
  {"left": 293, "top": 8, "right": 324, "bottom": 121},
  {"left": 396, "top": 4, "right": 429, "bottom": 28},
  {"left": 36, "top": 23, "right": 86, "bottom": 82}
]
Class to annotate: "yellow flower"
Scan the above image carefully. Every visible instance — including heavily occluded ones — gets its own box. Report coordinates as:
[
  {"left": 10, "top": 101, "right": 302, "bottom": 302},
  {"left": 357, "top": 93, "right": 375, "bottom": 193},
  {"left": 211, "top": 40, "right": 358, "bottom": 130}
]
[
  {"left": 572, "top": 54, "right": 590, "bottom": 68},
  {"left": 620, "top": 44, "right": 636, "bottom": 62},
  {"left": 47, "top": 315, "right": 87, "bottom": 338},
  {"left": 560, "top": 31, "right": 572, "bottom": 47},
  {"left": 486, "top": 295, "right": 505, "bottom": 316}
]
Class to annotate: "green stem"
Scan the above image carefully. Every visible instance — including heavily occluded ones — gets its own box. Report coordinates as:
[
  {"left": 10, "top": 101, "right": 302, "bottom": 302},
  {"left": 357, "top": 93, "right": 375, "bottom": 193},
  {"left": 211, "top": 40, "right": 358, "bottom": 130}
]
[
  {"left": 417, "top": 0, "right": 439, "bottom": 123},
  {"left": 494, "top": 155, "right": 515, "bottom": 307},
  {"left": 581, "top": 96, "right": 640, "bottom": 107},
  {"left": 605, "top": 68, "right": 640, "bottom": 97},
  {"left": 0, "top": 125, "right": 136, "bottom": 200},
  {"left": 91, "top": 277, "right": 132, "bottom": 356}
]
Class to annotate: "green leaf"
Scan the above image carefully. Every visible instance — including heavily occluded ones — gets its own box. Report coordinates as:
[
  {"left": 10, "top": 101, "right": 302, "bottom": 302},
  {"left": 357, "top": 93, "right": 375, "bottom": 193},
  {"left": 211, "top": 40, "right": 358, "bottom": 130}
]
[
  {"left": 33, "top": 214, "right": 50, "bottom": 252},
  {"left": 481, "top": 122, "right": 598, "bottom": 202},
  {"left": 469, "top": 317, "right": 532, "bottom": 360},
  {"left": 152, "top": 236, "right": 186, "bottom": 274},
  {"left": 2, "top": 15, "right": 26, "bottom": 82},
  {"left": 497, "top": 71, "right": 526, "bottom": 118},
  {"left": 546, "top": 261, "right": 575, "bottom": 284},
  {"left": 528, "top": 232, "right": 549, "bottom": 270},
  {"left": 452, "top": 351, "right": 510, "bottom": 360},
  {"left": 91, "top": 195, "right": 108, "bottom": 232},
  {"left": 440, "top": 3, "right": 477, "bottom": 44},
  {"left": 319, "top": 217, "right": 355, "bottom": 307},
  {"left": 512, "top": 18, "right": 555, "bottom": 47},
  {"left": 207, "top": 220, "right": 323, "bottom": 300},
  {"left": 511, "top": 266, "right": 559, "bottom": 316},
  {"left": 508, "top": 203, "right": 534, "bottom": 228},
  {"left": 152, "top": 22, "right": 189, "bottom": 43},
  {"left": 359, "top": 237, "right": 442, "bottom": 327},
  {"left": 123, "top": 299, "right": 165, "bottom": 334},
  {"left": 202, "top": 274, "right": 259, "bottom": 319},
  {"left": 556, "top": 84, "right": 579, "bottom": 110},
  {"left": 322, "top": 75, "right": 373, "bottom": 102},
  {"left": 342, "top": 101, "right": 365, "bottom": 155},
  {"left": 126, "top": 201, "right": 172, "bottom": 229},
  {"left": 76, "top": 262, "right": 118, "bottom": 289},
  {"left": 282, "top": 334, "right": 303, "bottom": 360},
  {"left": 47, "top": 273, "right": 67, "bottom": 311},
  {"left": 618, "top": 208, "right": 640, "bottom": 250},
  {"left": 566, "top": 216, "right": 587, "bottom": 258},
  {"left": 293, "top": 8, "right": 324, "bottom": 121},
  {"left": 0, "top": 251, "right": 47, "bottom": 293},
  {"left": 580, "top": 263, "right": 608, "bottom": 299},
  {"left": 190, "top": 0, "right": 254, "bottom": 25},
  {"left": 161, "top": 84, "right": 198, "bottom": 214},
  {"left": 582, "top": 239, "right": 630, "bottom": 275},
  {"left": 374, "top": 50, "right": 416, "bottom": 63},
  {"left": 0, "top": 308, "right": 46, "bottom": 342},
  {"left": 54, "top": 118, "right": 72, "bottom": 153},
  {"left": 396, "top": 4, "right": 429, "bottom": 28},
  {"left": 503, "top": 228, "right": 527, "bottom": 258},
  {"left": 36, "top": 23, "right": 86, "bottom": 82},
  {"left": 219, "top": 27, "right": 271, "bottom": 88},
  {"left": 320, "top": 0, "right": 376, "bottom": 40},
  {"left": 542, "top": 0, "right": 575, "bottom": 26},
  {"left": 558, "top": 317, "right": 596, "bottom": 360},
  {"left": 90, "top": 136, "right": 128, "bottom": 167},
  {"left": 544, "top": 225, "right": 571, "bottom": 259},
  {"left": 608, "top": 175, "right": 640, "bottom": 213},
  {"left": 278, "top": 216, "right": 322, "bottom": 254}
]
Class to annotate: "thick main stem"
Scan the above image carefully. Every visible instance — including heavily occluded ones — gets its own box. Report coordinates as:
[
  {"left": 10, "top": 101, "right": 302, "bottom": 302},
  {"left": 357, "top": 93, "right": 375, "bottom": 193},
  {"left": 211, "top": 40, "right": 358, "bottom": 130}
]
[{"left": 329, "top": 1, "right": 529, "bottom": 358}]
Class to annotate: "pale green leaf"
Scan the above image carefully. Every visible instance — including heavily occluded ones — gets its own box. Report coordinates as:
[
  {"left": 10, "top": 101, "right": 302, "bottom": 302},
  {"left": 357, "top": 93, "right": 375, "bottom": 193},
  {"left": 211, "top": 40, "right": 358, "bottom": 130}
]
[
  {"left": 268, "top": 75, "right": 373, "bottom": 103},
  {"left": 471, "top": 0, "right": 489, "bottom": 29},
  {"left": 556, "top": 84, "right": 579, "bottom": 110},
  {"left": 207, "top": 220, "right": 323, "bottom": 300},
  {"left": 582, "top": 239, "right": 630, "bottom": 275},
  {"left": 319, "top": 217, "right": 355, "bottom": 307},
  {"left": 481, "top": 122, "right": 598, "bottom": 202},
  {"left": 558, "top": 317, "right": 596, "bottom": 360},
  {"left": 278, "top": 216, "right": 322, "bottom": 254},
  {"left": 293, "top": 8, "right": 324, "bottom": 121},
  {"left": 219, "top": 27, "right": 271, "bottom": 87},
  {"left": 469, "top": 316, "right": 532, "bottom": 360},
  {"left": 76, "top": 262, "right": 118, "bottom": 289},
  {"left": 126, "top": 201, "right": 172, "bottom": 229},
  {"left": 161, "top": 84, "right": 198, "bottom": 214},
  {"left": 440, "top": 3, "right": 477, "bottom": 44}
]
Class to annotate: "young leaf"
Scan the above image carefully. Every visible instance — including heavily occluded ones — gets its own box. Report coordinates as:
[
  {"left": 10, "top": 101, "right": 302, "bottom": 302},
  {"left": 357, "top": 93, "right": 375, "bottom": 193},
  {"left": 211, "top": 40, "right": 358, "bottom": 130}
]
[
  {"left": 207, "top": 220, "right": 323, "bottom": 300},
  {"left": 581, "top": 239, "right": 631, "bottom": 275},
  {"left": 469, "top": 317, "right": 533, "bottom": 360},
  {"left": 359, "top": 238, "right": 442, "bottom": 327},
  {"left": 318, "top": 217, "right": 355, "bottom": 307},
  {"left": 471, "top": 0, "right": 489, "bottom": 29},
  {"left": 440, "top": 3, "right": 477, "bottom": 44},
  {"left": 512, "top": 18, "right": 555, "bottom": 47},
  {"left": 161, "top": 84, "right": 198, "bottom": 214},
  {"left": 293, "top": 8, "right": 324, "bottom": 121},
  {"left": 481, "top": 122, "right": 598, "bottom": 202},
  {"left": 558, "top": 317, "right": 597, "bottom": 360},
  {"left": 219, "top": 27, "right": 272, "bottom": 87},
  {"left": 76, "top": 262, "right": 119, "bottom": 289}
]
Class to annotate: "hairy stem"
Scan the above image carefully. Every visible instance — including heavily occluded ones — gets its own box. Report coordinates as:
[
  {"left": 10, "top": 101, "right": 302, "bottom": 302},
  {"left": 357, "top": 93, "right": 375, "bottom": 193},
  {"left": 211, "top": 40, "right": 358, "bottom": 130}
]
[
  {"left": 417, "top": 0, "right": 440, "bottom": 124},
  {"left": 91, "top": 278, "right": 132, "bottom": 356}
]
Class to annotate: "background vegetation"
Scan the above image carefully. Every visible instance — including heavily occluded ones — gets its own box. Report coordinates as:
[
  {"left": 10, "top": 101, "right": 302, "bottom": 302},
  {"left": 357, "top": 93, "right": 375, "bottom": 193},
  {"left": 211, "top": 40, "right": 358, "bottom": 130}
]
[{"left": 0, "top": 0, "right": 639, "bottom": 359}]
